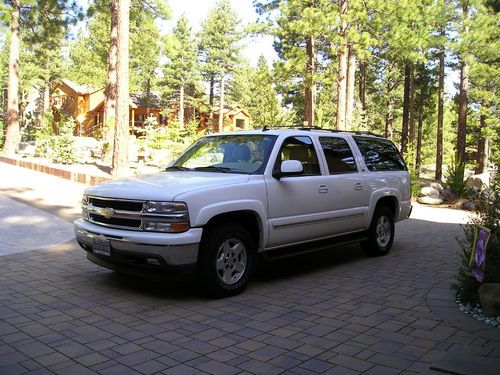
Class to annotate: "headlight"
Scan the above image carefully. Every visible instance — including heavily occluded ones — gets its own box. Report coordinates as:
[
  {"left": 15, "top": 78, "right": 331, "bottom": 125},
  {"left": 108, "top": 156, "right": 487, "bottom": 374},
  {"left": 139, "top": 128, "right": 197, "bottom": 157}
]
[
  {"left": 143, "top": 201, "right": 190, "bottom": 233},
  {"left": 145, "top": 201, "right": 187, "bottom": 213},
  {"left": 81, "top": 195, "right": 89, "bottom": 219}
]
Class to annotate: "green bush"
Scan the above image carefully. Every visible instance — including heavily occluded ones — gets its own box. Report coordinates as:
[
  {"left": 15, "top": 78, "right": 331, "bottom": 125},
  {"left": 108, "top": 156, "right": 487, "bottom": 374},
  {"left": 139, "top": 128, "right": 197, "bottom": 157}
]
[
  {"left": 456, "top": 173, "right": 500, "bottom": 306},
  {"left": 0, "top": 117, "right": 4, "bottom": 150},
  {"left": 51, "top": 117, "right": 77, "bottom": 164},
  {"left": 35, "top": 112, "right": 76, "bottom": 164},
  {"left": 445, "top": 154, "right": 466, "bottom": 196},
  {"left": 35, "top": 112, "right": 55, "bottom": 158}
]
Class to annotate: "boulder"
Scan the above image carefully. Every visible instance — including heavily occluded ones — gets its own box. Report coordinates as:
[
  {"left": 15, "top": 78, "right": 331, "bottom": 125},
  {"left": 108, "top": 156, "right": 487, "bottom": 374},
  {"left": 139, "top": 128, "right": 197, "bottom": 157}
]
[
  {"left": 461, "top": 200, "right": 475, "bottom": 211},
  {"left": 466, "top": 173, "right": 490, "bottom": 190},
  {"left": 417, "top": 196, "right": 443, "bottom": 205},
  {"left": 430, "top": 182, "right": 444, "bottom": 192},
  {"left": 421, "top": 186, "right": 441, "bottom": 198},
  {"left": 479, "top": 283, "right": 500, "bottom": 317}
]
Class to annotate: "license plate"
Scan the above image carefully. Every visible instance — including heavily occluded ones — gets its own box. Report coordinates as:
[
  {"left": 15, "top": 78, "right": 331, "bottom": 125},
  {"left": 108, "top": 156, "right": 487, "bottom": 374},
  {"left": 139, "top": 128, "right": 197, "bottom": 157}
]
[{"left": 92, "top": 237, "right": 111, "bottom": 256}]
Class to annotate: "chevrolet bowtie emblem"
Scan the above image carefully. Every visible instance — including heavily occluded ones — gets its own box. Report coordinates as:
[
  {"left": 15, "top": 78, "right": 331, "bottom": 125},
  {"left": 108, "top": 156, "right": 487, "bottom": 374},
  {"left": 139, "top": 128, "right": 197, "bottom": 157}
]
[
  {"left": 87, "top": 204, "right": 115, "bottom": 219},
  {"left": 99, "top": 207, "right": 115, "bottom": 219}
]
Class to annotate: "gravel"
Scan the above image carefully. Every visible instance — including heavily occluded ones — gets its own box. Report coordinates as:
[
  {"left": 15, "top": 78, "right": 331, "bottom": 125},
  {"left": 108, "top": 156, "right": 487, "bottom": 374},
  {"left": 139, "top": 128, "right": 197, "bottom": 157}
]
[{"left": 457, "top": 295, "right": 500, "bottom": 328}]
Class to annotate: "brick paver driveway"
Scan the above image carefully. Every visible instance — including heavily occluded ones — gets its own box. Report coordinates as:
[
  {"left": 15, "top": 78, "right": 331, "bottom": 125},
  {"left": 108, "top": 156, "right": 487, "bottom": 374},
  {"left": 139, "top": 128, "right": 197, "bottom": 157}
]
[{"left": 1, "top": 188, "right": 499, "bottom": 374}]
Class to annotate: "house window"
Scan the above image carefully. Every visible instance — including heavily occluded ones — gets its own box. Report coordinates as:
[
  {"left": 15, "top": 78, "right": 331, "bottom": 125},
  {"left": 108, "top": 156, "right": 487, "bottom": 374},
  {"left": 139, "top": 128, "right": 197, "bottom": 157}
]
[{"left": 236, "top": 119, "right": 245, "bottom": 129}]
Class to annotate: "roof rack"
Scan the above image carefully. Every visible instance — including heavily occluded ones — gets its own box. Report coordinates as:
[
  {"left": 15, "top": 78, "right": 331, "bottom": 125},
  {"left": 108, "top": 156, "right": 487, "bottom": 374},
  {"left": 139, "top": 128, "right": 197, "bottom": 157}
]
[{"left": 261, "top": 125, "right": 384, "bottom": 138}]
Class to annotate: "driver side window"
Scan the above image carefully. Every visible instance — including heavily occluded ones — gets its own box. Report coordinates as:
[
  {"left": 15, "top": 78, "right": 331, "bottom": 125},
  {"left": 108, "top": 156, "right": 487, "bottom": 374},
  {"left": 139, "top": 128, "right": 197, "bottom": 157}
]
[{"left": 275, "top": 136, "right": 321, "bottom": 176}]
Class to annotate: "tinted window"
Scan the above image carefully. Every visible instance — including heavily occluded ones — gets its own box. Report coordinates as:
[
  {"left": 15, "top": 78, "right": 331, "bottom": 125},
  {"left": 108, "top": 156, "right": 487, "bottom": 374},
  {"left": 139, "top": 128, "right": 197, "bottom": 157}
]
[
  {"left": 354, "top": 137, "right": 406, "bottom": 171},
  {"left": 319, "top": 137, "right": 357, "bottom": 174},
  {"left": 275, "top": 136, "right": 321, "bottom": 176}
]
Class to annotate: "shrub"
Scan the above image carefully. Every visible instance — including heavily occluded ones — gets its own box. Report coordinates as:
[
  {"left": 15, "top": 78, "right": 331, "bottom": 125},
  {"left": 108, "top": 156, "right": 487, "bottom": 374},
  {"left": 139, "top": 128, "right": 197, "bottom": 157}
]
[
  {"left": 51, "top": 117, "right": 76, "bottom": 164},
  {"left": 456, "top": 173, "right": 500, "bottom": 306},
  {"left": 445, "top": 154, "right": 466, "bottom": 196},
  {"left": 35, "top": 112, "right": 76, "bottom": 164},
  {"left": 0, "top": 117, "right": 4, "bottom": 150}
]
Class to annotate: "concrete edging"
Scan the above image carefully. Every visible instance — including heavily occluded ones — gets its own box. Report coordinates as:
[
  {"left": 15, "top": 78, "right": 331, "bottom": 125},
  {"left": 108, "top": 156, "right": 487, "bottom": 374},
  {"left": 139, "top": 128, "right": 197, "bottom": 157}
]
[{"left": 0, "top": 156, "right": 111, "bottom": 186}]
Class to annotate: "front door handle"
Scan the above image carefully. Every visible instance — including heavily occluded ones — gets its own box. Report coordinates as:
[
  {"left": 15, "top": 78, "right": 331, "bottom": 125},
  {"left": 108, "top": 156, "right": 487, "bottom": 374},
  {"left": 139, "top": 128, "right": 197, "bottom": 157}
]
[
  {"left": 354, "top": 182, "right": 363, "bottom": 191},
  {"left": 318, "top": 184, "right": 328, "bottom": 194}
]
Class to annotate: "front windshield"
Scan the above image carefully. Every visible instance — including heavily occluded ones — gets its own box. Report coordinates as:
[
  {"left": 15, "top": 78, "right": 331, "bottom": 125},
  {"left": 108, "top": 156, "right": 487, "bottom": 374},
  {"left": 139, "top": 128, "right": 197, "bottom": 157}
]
[{"left": 171, "top": 134, "right": 277, "bottom": 174}]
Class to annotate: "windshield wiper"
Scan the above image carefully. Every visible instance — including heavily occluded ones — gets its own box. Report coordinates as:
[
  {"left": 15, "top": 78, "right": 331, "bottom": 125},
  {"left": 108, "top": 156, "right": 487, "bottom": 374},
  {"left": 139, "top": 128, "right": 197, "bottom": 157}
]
[
  {"left": 193, "top": 166, "right": 231, "bottom": 173},
  {"left": 165, "top": 166, "right": 190, "bottom": 171}
]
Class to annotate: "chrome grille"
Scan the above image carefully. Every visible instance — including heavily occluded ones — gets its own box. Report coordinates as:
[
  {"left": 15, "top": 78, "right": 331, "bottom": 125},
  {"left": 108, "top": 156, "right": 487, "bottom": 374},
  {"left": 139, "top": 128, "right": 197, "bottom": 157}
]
[
  {"left": 88, "top": 196, "right": 144, "bottom": 211},
  {"left": 88, "top": 214, "right": 142, "bottom": 229},
  {"left": 84, "top": 196, "right": 146, "bottom": 231}
]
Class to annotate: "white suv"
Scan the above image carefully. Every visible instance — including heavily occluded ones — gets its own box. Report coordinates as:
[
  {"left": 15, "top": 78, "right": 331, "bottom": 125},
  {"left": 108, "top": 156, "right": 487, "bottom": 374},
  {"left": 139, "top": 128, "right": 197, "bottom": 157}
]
[{"left": 74, "top": 129, "right": 412, "bottom": 296}]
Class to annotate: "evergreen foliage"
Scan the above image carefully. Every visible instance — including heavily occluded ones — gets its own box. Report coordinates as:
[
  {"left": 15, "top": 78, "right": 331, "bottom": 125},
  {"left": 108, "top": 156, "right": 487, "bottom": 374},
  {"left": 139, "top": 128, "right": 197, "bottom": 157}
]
[
  {"left": 0, "top": 0, "right": 497, "bottom": 182},
  {"left": 34, "top": 111, "right": 76, "bottom": 164}
]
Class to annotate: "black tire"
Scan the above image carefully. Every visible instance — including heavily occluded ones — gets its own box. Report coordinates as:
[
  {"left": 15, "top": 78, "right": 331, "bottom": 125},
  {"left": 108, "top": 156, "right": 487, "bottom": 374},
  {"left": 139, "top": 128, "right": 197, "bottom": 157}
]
[
  {"left": 199, "top": 223, "right": 254, "bottom": 298},
  {"left": 361, "top": 207, "right": 395, "bottom": 257}
]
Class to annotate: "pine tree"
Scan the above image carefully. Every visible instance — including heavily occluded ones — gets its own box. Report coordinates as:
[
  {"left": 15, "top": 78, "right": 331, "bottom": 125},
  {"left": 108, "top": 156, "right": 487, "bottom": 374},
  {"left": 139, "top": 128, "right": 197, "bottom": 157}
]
[
  {"left": 2, "top": 0, "right": 82, "bottom": 156},
  {"left": 164, "top": 16, "right": 199, "bottom": 128},
  {"left": 247, "top": 55, "right": 282, "bottom": 127},
  {"left": 199, "top": 0, "right": 242, "bottom": 132},
  {"left": 3, "top": 0, "right": 20, "bottom": 156}
]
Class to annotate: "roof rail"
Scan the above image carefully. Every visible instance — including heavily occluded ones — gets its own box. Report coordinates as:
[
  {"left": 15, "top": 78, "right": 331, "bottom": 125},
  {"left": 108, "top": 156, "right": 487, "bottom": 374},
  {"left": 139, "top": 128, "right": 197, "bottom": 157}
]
[{"left": 261, "top": 125, "right": 384, "bottom": 138}]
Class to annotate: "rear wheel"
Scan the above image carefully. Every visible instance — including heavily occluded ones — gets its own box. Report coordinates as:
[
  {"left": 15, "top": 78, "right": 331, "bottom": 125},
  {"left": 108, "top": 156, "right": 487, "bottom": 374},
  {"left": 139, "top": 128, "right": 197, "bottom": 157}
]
[
  {"left": 199, "top": 223, "right": 254, "bottom": 297},
  {"left": 361, "top": 207, "right": 394, "bottom": 256}
]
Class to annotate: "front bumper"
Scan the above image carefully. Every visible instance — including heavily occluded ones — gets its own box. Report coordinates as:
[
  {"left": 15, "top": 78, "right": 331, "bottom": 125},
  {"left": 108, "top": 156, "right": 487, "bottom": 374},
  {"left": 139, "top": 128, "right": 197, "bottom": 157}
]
[{"left": 74, "top": 219, "right": 202, "bottom": 274}]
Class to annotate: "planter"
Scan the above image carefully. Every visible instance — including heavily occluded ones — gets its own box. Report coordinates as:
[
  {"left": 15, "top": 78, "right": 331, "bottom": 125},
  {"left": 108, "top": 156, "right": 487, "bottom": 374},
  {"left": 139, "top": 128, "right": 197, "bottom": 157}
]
[{"left": 479, "top": 283, "right": 500, "bottom": 317}]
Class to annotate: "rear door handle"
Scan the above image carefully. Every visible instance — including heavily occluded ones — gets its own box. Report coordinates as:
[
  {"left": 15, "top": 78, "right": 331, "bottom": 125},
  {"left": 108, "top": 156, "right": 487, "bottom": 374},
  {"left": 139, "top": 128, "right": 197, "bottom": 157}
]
[
  {"left": 318, "top": 184, "right": 328, "bottom": 194},
  {"left": 354, "top": 182, "right": 363, "bottom": 191}
]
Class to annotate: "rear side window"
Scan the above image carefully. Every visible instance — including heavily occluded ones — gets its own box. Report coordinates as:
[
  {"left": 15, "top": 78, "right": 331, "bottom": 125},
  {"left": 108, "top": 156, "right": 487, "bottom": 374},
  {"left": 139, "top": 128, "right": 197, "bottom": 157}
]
[
  {"left": 353, "top": 137, "right": 407, "bottom": 171},
  {"left": 319, "top": 137, "right": 357, "bottom": 174}
]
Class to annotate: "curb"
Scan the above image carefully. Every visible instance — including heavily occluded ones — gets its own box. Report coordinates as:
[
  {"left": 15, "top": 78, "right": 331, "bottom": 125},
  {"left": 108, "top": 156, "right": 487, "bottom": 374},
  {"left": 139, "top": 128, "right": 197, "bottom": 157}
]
[{"left": 0, "top": 156, "right": 111, "bottom": 186}]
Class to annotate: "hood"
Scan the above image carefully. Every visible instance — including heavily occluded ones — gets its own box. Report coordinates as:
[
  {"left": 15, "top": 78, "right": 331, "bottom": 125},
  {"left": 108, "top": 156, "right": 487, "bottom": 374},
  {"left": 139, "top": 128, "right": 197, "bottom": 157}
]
[{"left": 85, "top": 171, "right": 250, "bottom": 201}]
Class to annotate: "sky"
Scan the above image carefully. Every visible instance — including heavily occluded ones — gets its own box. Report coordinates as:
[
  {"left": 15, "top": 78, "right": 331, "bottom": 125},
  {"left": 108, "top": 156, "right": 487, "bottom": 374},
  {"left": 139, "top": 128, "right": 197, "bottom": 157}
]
[{"left": 164, "top": 0, "right": 277, "bottom": 66}]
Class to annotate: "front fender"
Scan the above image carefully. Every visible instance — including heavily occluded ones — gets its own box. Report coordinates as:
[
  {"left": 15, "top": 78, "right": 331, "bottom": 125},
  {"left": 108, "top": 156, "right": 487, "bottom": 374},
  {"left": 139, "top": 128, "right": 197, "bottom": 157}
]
[{"left": 193, "top": 200, "right": 268, "bottom": 250}]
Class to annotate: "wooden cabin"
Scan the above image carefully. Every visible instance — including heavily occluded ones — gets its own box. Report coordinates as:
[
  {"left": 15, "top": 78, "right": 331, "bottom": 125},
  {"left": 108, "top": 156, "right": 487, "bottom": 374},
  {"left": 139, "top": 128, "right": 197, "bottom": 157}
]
[
  {"left": 88, "top": 92, "right": 165, "bottom": 137},
  {"left": 200, "top": 103, "right": 251, "bottom": 132},
  {"left": 51, "top": 79, "right": 104, "bottom": 135}
]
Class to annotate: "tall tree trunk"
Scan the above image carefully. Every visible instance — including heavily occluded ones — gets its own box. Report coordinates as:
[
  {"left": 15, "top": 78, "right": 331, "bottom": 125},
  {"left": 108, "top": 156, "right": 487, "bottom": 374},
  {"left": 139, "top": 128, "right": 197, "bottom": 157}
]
[
  {"left": 304, "top": 35, "right": 315, "bottom": 127},
  {"left": 111, "top": 0, "right": 130, "bottom": 178},
  {"left": 209, "top": 75, "right": 215, "bottom": 106},
  {"left": 179, "top": 83, "right": 185, "bottom": 129},
  {"left": 336, "top": 0, "right": 348, "bottom": 130},
  {"left": 103, "top": 0, "right": 118, "bottom": 162},
  {"left": 475, "top": 114, "right": 488, "bottom": 174},
  {"left": 415, "top": 110, "right": 423, "bottom": 177},
  {"left": 401, "top": 64, "right": 411, "bottom": 154},
  {"left": 456, "top": 1, "right": 469, "bottom": 172},
  {"left": 385, "top": 61, "right": 396, "bottom": 139},
  {"left": 336, "top": 43, "right": 348, "bottom": 130},
  {"left": 345, "top": 46, "right": 356, "bottom": 130},
  {"left": 3, "top": 0, "right": 20, "bottom": 156},
  {"left": 42, "top": 84, "right": 50, "bottom": 113},
  {"left": 457, "top": 62, "right": 468, "bottom": 164},
  {"left": 435, "top": 31, "right": 445, "bottom": 181},
  {"left": 359, "top": 60, "right": 366, "bottom": 111},
  {"left": 218, "top": 74, "right": 225, "bottom": 133},
  {"left": 408, "top": 65, "right": 415, "bottom": 146}
]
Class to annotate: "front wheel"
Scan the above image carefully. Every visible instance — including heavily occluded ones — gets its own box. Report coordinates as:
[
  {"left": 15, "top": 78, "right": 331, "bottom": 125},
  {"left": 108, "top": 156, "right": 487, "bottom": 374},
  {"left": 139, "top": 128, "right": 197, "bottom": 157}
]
[
  {"left": 199, "top": 223, "right": 254, "bottom": 298},
  {"left": 361, "top": 207, "right": 395, "bottom": 256}
]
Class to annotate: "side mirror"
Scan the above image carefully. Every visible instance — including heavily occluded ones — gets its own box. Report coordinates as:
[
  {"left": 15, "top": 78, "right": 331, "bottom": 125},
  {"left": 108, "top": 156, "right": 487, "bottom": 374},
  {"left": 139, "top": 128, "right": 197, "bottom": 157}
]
[{"left": 273, "top": 160, "right": 303, "bottom": 179}]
